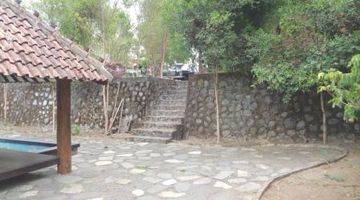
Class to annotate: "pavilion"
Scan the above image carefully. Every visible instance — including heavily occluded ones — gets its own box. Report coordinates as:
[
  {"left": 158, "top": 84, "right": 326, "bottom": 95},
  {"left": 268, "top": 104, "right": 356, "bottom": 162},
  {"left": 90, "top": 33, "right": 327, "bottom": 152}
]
[{"left": 0, "top": 0, "right": 112, "bottom": 174}]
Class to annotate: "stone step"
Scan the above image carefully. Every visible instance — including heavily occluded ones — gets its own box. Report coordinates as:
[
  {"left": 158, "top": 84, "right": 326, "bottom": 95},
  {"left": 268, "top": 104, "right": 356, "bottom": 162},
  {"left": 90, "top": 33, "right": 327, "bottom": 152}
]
[
  {"left": 164, "top": 89, "right": 187, "bottom": 95},
  {"left": 124, "top": 135, "right": 172, "bottom": 144},
  {"left": 144, "top": 116, "right": 183, "bottom": 123},
  {"left": 127, "top": 81, "right": 188, "bottom": 143},
  {"left": 163, "top": 91, "right": 187, "bottom": 96},
  {"left": 156, "top": 102, "right": 186, "bottom": 107},
  {"left": 153, "top": 105, "right": 186, "bottom": 110},
  {"left": 169, "top": 87, "right": 187, "bottom": 91},
  {"left": 136, "top": 121, "right": 181, "bottom": 129},
  {"left": 150, "top": 110, "right": 185, "bottom": 116},
  {"left": 159, "top": 99, "right": 187, "bottom": 104},
  {"left": 160, "top": 96, "right": 187, "bottom": 101},
  {"left": 132, "top": 128, "right": 176, "bottom": 138},
  {"left": 161, "top": 93, "right": 187, "bottom": 98}
]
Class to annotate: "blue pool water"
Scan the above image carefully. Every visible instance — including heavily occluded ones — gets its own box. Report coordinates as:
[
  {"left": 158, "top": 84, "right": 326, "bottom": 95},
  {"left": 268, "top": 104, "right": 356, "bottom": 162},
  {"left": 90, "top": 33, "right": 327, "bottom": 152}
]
[{"left": 0, "top": 141, "right": 50, "bottom": 153}]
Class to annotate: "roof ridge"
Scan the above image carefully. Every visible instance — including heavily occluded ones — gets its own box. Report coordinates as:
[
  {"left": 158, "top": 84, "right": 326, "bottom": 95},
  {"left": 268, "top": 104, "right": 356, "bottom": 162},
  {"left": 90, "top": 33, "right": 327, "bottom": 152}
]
[{"left": 0, "top": 0, "right": 113, "bottom": 82}]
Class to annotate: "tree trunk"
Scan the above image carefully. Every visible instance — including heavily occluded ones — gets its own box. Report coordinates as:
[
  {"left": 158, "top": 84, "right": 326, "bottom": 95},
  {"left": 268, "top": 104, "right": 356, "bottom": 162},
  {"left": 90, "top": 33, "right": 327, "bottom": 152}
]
[
  {"left": 159, "top": 31, "right": 168, "bottom": 77},
  {"left": 198, "top": 50, "right": 206, "bottom": 73},
  {"left": 320, "top": 92, "right": 327, "bottom": 144},
  {"left": 214, "top": 67, "right": 221, "bottom": 144}
]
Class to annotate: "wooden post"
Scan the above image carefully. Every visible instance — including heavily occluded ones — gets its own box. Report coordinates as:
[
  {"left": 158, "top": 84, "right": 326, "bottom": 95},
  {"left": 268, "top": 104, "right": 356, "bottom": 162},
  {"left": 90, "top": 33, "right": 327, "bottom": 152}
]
[{"left": 56, "top": 79, "right": 72, "bottom": 174}]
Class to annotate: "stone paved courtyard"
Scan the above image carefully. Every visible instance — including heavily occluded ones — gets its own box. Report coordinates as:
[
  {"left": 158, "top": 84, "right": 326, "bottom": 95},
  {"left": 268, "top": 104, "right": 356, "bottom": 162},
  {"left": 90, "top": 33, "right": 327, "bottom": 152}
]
[{"left": 0, "top": 133, "right": 346, "bottom": 200}]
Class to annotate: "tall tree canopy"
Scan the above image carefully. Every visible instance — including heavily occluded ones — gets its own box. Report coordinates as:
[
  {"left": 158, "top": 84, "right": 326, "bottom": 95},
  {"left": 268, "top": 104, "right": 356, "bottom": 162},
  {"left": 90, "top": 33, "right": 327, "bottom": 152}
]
[
  {"left": 34, "top": 0, "right": 134, "bottom": 63},
  {"left": 138, "top": 0, "right": 190, "bottom": 71},
  {"left": 249, "top": 0, "right": 360, "bottom": 102}
]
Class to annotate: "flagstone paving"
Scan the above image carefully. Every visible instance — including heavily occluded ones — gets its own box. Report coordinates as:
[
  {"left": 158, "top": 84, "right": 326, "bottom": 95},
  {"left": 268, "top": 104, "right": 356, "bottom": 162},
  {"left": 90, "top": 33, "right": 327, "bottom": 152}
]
[{"left": 0, "top": 133, "right": 346, "bottom": 200}]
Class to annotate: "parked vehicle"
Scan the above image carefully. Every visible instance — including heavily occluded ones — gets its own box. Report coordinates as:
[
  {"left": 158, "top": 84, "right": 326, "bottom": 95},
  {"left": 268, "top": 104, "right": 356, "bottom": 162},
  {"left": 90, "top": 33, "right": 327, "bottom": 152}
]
[{"left": 163, "top": 63, "right": 197, "bottom": 80}]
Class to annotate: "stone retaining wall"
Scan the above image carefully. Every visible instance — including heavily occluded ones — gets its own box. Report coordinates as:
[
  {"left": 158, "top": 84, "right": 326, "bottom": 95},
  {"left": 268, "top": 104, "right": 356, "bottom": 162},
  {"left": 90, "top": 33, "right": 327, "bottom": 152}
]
[
  {"left": 0, "top": 77, "right": 174, "bottom": 129},
  {"left": 184, "top": 73, "right": 359, "bottom": 141}
]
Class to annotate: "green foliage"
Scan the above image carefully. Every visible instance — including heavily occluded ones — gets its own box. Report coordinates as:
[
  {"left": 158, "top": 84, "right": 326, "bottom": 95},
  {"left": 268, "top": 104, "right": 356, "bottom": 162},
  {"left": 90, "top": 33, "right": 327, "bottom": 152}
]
[
  {"left": 177, "top": 0, "right": 273, "bottom": 71},
  {"left": 319, "top": 54, "right": 360, "bottom": 122},
  {"left": 249, "top": 0, "right": 360, "bottom": 103},
  {"left": 34, "top": 0, "right": 134, "bottom": 63},
  {"left": 72, "top": 124, "right": 81, "bottom": 135},
  {"left": 138, "top": 0, "right": 191, "bottom": 67}
]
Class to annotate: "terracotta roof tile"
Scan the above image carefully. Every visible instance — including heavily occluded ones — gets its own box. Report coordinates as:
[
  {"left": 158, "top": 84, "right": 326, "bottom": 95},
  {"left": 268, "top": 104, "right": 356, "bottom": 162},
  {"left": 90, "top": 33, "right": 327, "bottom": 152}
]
[{"left": 0, "top": 0, "right": 112, "bottom": 83}]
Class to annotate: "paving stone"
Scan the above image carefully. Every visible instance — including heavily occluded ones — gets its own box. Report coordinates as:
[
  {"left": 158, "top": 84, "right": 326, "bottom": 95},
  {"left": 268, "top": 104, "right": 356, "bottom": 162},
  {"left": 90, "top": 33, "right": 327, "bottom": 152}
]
[
  {"left": 253, "top": 176, "right": 269, "bottom": 182},
  {"left": 55, "top": 175, "right": 83, "bottom": 184},
  {"left": 188, "top": 151, "right": 202, "bottom": 155},
  {"left": 94, "top": 161, "right": 112, "bottom": 166},
  {"left": 137, "top": 142, "right": 149, "bottom": 146},
  {"left": 165, "top": 159, "right": 184, "bottom": 164},
  {"left": 19, "top": 190, "right": 38, "bottom": 199},
  {"left": 158, "top": 191, "right": 186, "bottom": 198},
  {"left": 150, "top": 153, "right": 161, "bottom": 157},
  {"left": 253, "top": 154, "right": 263, "bottom": 158},
  {"left": 175, "top": 182, "right": 191, "bottom": 192},
  {"left": 1, "top": 132, "right": 345, "bottom": 200},
  {"left": 136, "top": 150, "right": 153, "bottom": 154},
  {"left": 278, "top": 168, "right": 291, "bottom": 174},
  {"left": 228, "top": 178, "right": 247, "bottom": 184},
  {"left": 157, "top": 173, "right": 173, "bottom": 179},
  {"left": 163, "top": 152, "right": 176, "bottom": 157},
  {"left": 237, "top": 170, "right": 249, "bottom": 177},
  {"left": 116, "top": 179, "right": 131, "bottom": 185},
  {"left": 255, "top": 164, "right": 269, "bottom": 170},
  {"left": 162, "top": 179, "right": 177, "bottom": 186},
  {"left": 16, "top": 185, "right": 33, "bottom": 192},
  {"left": 147, "top": 185, "right": 169, "bottom": 194},
  {"left": 277, "top": 157, "right": 292, "bottom": 160},
  {"left": 60, "top": 184, "right": 84, "bottom": 194},
  {"left": 214, "top": 171, "right": 234, "bottom": 180},
  {"left": 132, "top": 189, "right": 145, "bottom": 197},
  {"left": 138, "top": 196, "right": 161, "bottom": 200},
  {"left": 177, "top": 175, "right": 201, "bottom": 181},
  {"left": 232, "top": 160, "right": 249, "bottom": 165},
  {"left": 236, "top": 182, "right": 261, "bottom": 192},
  {"left": 193, "top": 177, "right": 212, "bottom": 185},
  {"left": 121, "top": 162, "right": 134, "bottom": 169},
  {"left": 98, "top": 156, "right": 113, "bottom": 161},
  {"left": 241, "top": 147, "right": 256, "bottom": 151},
  {"left": 214, "top": 181, "right": 232, "bottom": 189},
  {"left": 143, "top": 177, "right": 162, "bottom": 184},
  {"left": 117, "top": 153, "right": 133, "bottom": 157},
  {"left": 103, "top": 150, "right": 115, "bottom": 154},
  {"left": 130, "top": 168, "right": 146, "bottom": 174}
]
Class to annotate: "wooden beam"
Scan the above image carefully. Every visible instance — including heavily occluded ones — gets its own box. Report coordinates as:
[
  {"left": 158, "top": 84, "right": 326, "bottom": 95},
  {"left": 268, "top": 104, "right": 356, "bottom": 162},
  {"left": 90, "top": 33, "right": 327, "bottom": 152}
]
[{"left": 56, "top": 79, "right": 72, "bottom": 174}]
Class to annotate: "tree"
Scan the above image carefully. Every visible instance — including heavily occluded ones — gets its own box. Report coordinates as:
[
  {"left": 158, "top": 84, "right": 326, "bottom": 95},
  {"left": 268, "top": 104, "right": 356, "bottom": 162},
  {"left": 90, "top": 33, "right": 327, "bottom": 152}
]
[
  {"left": 249, "top": 0, "right": 360, "bottom": 143},
  {"left": 319, "top": 54, "right": 360, "bottom": 122},
  {"left": 34, "top": 0, "right": 134, "bottom": 64},
  {"left": 138, "top": 0, "right": 190, "bottom": 75}
]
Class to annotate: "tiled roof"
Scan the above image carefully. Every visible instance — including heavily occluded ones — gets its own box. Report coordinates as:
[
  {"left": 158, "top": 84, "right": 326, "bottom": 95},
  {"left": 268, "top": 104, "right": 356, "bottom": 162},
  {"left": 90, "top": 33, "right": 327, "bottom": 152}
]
[{"left": 0, "top": 0, "right": 112, "bottom": 83}]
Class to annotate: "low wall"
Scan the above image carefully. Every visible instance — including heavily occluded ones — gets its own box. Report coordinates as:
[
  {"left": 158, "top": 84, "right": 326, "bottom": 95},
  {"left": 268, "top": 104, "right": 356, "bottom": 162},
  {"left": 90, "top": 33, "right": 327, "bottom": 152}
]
[
  {"left": 0, "top": 77, "right": 174, "bottom": 129},
  {"left": 184, "top": 73, "right": 359, "bottom": 141}
]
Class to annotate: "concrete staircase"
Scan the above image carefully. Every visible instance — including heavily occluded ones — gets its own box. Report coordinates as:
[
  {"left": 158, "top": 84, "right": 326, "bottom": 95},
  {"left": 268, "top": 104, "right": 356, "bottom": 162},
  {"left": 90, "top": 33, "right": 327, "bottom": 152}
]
[{"left": 129, "top": 81, "right": 188, "bottom": 143}]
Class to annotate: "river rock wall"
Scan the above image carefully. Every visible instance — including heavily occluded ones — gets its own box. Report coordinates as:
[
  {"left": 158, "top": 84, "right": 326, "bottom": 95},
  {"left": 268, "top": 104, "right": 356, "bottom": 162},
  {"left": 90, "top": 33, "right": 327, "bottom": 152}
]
[
  {"left": 184, "top": 73, "right": 359, "bottom": 141},
  {"left": 0, "top": 77, "right": 174, "bottom": 129}
]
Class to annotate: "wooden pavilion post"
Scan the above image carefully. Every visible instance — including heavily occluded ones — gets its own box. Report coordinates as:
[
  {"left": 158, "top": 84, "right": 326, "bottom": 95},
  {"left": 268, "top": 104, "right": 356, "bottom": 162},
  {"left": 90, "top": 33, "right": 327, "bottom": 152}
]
[{"left": 56, "top": 79, "right": 72, "bottom": 174}]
